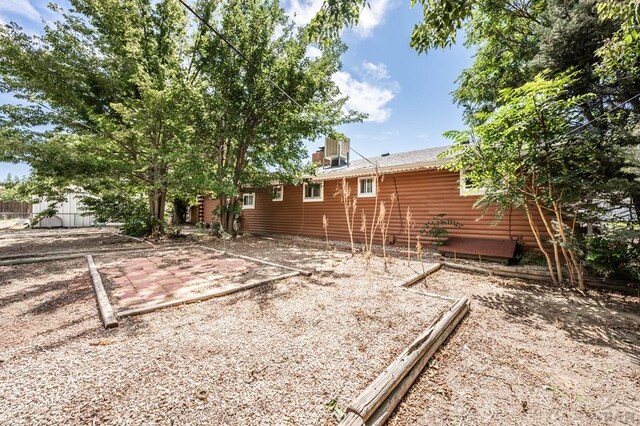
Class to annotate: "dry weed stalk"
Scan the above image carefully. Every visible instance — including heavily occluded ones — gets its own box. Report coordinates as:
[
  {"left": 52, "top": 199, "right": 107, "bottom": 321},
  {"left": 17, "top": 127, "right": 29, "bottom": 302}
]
[
  {"left": 405, "top": 206, "right": 414, "bottom": 263},
  {"left": 368, "top": 174, "right": 383, "bottom": 251},
  {"left": 360, "top": 211, "right": 373, "bottom": 264},
  {"left": 416, "top": 235, "right": 425, "bottom": 275},
  {"left": 377, "top": 201, "right": 387, "bottom": 267},
  {"left": 378, "top": 193, "right": 397, "bottom": 269},
  {"left": 334, "top": 178, "right": 357, "bottom": 253},
  {"left": 360, "top": 210, "right": 369, "bottom": 252},
  {"left": 322, "top": 214, "right": 329, "bottom": 250},
  {"left": 351, "top": 198, "right": 358, "bottom": 245}
]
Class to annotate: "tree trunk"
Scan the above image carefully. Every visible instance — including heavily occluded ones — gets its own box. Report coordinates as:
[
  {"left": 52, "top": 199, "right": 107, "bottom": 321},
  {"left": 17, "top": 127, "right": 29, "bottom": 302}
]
[
  {"left": 218, "top": 194, "right": 239, "bottom": 237},
  {"left": 148, "top": 188, "right": 166, "bottom": 235},
  {"left": 533, "top": 197, "right": 564, "bottom": 285},
  {"left": 524, "top": 203, "right": 558, "bottom": 286}
]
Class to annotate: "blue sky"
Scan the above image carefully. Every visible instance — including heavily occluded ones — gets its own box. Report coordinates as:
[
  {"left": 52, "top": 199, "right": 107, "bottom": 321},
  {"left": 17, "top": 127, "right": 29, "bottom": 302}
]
[{"left": 0, "top": 0, "right": 474, "bottom": 178}]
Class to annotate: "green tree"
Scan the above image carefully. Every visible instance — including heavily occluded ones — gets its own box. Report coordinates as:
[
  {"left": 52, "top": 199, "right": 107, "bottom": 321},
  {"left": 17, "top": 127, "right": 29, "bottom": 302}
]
[
  {"left": 308, "top": 0, "right": 474, "bottom": 52},
  {"left": 0, "top": 0, "right": 196, "bottom": 234},
  {"left": 188, "top": 0, "right": 359, "bottom": 235},
  {"left": 1, "top": 0, "right": 358, "bottom": 236},
  {"left": 310, "top": 0, "right": 640, "bottom": 282},
  {"left": 445, "top": 72, "right": 639, "bottom": 288}
]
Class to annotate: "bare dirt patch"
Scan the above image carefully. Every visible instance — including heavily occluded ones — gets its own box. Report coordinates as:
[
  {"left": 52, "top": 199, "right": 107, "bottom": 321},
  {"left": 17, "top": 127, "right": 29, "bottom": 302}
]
[{"left": 0, "top": 236, "right": 450, "bottom": 425}]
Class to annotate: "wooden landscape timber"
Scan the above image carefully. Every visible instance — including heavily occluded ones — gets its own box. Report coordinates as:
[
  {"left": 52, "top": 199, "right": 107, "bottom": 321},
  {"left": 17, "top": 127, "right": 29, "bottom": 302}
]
[
  {"left": 442, "top": 262, "right": 639, "bottom": 295},
  {"left": 0, "top": 230, "right": 116, "bottom": 240},
  {"left": 116, "top": 233, "right": 157, "bottom": 247},
  {"left": 0, "top": 253, "right": 89, "bottom": 266},
  {"left": 117, "top": 271, "right": 301, "bottom": 318},
  {"left": 199, "top": 246, "right": 312, "bottom": 276},
  {"left": 402, "top": 287, "right": 458, "bottom": 302},
  {"left": 341, "top": 296, "right": 470, "bottom": 426},
  {"left": 396, "top": 263, "right": 442, "bottom": 287},
  {"left": 0, "top": 245, "right": 170, "bottom": 261},
  {"left": 86, "top": 255, "right": 118, "bottom": 329},
  {"left": 0, "top": 246, "right": 177, "bottom": 266}
]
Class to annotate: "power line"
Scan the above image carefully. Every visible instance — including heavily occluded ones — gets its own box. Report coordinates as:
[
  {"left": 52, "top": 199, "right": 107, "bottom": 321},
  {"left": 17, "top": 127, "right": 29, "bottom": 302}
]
[
  {"left": 564, "top": 92, "right": 640, "bottom": 137},
  {"left": 177, "top": 0, "right": 304, "bottom": 110},
  {"left": 349, "top": 144, "right": 378, "bottom": 168},
  {"left": 176, "top": 0, "right": 377, "bottom": 167}
]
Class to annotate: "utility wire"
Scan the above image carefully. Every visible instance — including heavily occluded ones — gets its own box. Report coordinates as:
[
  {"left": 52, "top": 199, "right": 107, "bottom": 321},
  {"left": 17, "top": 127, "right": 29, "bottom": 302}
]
[
  {"left": 349, "top": 144, "right": 379, "bottom": 168},
  {"left": 177, "top": 0, "right": 303, "bottom": 110},
  {"left": 180, "top": 1, "right": 640, "bottom": 168},
  {"left": 563, "top": 92, "right": 640, "bottom": 137},
  {"left": 177, "top": 0, "right": 379, "bottom": 168}
]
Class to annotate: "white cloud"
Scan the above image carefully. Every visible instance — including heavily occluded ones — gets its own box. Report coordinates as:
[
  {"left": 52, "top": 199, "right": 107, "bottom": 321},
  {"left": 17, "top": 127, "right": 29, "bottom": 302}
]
[
  {"left": 0, "top": 0, "right": 41, "bottom": 23},
  {"left": 332, "top": 71, "right": 397, "bottom": 123},
  {"left": 354, "top": 0, "right": 392, "bottom": 38},
  {"left": 305, "top": 45, "right": 322, "bottom": 59},
  {"left": 287, "top": 0, "right": 323, "bottom": 27},
  {"left": 333, "top": 60, "right": 400, "bottom": 123},
  {"left": 361, "top": 62, "right": 390, "bottom": 80},
  {"left": 416, "top": 133, "right": 430, "bottom": 140},
  {"left": 287, "top": 0, "right": 391, "bottom": 38}
]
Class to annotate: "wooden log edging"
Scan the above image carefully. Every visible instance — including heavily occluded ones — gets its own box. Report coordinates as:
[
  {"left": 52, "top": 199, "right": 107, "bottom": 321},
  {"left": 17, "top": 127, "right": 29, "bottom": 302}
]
[
  {"left": 116, "top": 233, "right": 157, "bottom": 247},
  {"left": 341, "top": 297, "right": 470, "bottom": 425},
  {"left": 396, "top": 263, "right": 442, "bottom": 287},
  {"left": 199, "top": 246, "right": 312, "bottom": 277},
  {"left": 442, "top": 262, "right": 639, "bottom": 295},
  {"left": 0, "top": 230, "right": 116, "bottom": 240},
  {"left": 402, "top": 287, "right": 458, "bottom": 302},
  {"left": 0, "top": 245, "right": 167, "bottom": 261},
  {"left": 442, "top": 262, "right": 492, "bottom": 275},
  {"left": 86, "top": 255, "right": 118, "bottom": 329},
  {"left": 0, "top": 253, "right": 87, "bottom": 266},
  {"left": 117, "top": 271, "right": 301, "bottom": 318},
  {"left": 0, "top": 247, "right": 179, "bottom": 266}
]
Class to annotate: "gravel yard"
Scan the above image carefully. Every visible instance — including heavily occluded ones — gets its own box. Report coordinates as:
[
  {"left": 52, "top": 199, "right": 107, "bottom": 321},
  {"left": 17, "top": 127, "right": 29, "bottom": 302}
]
[
  {"left": 0, "top": 233, "right": 451, "bottom": 425},
  {"left": 0, "top": 231, "right": 638, "bottom": 425}
]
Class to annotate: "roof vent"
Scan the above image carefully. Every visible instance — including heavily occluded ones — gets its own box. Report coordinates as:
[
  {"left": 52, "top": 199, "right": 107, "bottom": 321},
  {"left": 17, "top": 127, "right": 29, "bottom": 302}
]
[
  {"left": 324, "top": 136, "right": 350, "bottom": 168},
  {"left": 381, "top": 152, "right": 390, "bottom": 157}
]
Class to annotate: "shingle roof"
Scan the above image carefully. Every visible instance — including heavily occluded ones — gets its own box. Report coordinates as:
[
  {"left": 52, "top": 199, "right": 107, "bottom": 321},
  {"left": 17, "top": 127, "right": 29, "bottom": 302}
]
[{"left": 311, "top": 145, "right": 453, "bottom": 180}]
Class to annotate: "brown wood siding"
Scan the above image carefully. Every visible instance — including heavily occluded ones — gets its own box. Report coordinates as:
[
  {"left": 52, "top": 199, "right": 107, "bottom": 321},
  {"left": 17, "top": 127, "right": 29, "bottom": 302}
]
[
  {"left": 202, "top": 197, "right": 220, "bottom": 222},
  {"left": 223, "top": 168, "right": 543, "bottom": 250}
]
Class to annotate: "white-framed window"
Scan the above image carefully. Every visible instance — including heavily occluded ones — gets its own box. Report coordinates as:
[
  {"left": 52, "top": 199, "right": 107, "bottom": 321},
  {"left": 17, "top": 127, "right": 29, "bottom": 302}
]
[
  {"left": 272, "top": 185, "right": 283, "bottom": 201},
  {"left": 459, "top": 170, "right": 486, "bottom": 196},
  {"left": 357, "top": 177, "right": 376, "bottom": 198},
  {"left": 242, "top": 192, "right": 255, "bottom": 209},
  {"left": 303, "top": 182, "right": 323, "bottom": 202}
]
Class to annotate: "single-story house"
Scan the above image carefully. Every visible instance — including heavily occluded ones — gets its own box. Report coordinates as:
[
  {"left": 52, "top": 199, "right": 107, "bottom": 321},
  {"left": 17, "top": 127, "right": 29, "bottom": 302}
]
[{"left": 200, "top": 142, "right": 544, "bottom": 261}]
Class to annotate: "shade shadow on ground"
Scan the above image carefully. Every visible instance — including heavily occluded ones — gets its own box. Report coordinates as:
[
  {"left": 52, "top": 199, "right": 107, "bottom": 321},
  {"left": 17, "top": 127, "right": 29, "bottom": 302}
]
[{"left": 474, "top": 288, "right": 640, "bottom": 363}]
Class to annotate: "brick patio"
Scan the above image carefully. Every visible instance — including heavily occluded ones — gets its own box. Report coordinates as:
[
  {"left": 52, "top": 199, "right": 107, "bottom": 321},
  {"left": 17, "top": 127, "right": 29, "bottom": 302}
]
[{"left": 100, "top": 250, "right": 256, "bottom": 308}]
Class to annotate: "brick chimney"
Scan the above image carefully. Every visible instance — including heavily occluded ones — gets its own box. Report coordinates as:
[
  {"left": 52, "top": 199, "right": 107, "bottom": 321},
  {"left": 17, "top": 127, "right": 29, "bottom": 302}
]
[{"left": 311, "top": 147, "right": 325, "bottom": 166}]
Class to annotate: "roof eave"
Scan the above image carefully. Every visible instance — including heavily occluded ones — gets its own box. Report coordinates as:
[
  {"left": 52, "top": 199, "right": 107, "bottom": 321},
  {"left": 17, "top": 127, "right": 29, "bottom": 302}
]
[{"left": 307, "top": 158, "right": 452, "bottom": 181}]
